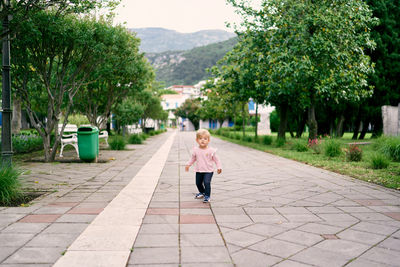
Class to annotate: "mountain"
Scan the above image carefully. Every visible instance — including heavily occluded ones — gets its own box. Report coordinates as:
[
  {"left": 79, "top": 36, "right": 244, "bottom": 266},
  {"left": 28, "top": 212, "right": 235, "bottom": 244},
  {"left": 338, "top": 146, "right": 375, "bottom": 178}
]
[
  {"left": 146, "top": 37, "right": 238, "bottom": 86},
  {"left": 131, "top": 27, "right": 236, "bottom": 53}
]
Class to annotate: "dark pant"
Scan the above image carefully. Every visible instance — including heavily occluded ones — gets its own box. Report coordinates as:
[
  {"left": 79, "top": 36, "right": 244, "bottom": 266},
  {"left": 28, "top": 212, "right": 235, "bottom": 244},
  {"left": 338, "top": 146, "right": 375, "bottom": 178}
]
[{"left": 196, "top": 172, "right": 213, "bottom": 197}]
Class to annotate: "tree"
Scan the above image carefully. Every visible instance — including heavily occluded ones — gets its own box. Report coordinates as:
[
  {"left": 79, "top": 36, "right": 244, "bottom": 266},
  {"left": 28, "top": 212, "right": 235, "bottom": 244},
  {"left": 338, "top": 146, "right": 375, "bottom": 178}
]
[
  {"left": 74, "top": 23, "right": 154, "bottom": 129},
  {"left": 175, "top": 98, "right": 202, "bottom": 130},
  {"left": 228, "top": 0, "right": 377, "bottom": 140},
  {"left": 113, "top": 98, "right": 143, "bottom": 135},
  {"left": 11, "top": 11, "right": 111, "bottom": 161}
]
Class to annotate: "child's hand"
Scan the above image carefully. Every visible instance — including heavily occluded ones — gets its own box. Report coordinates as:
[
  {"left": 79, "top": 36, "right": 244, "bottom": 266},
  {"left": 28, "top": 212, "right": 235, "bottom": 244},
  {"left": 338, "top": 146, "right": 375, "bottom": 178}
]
[
  {"left": 217, "top": 169, "right": 222, "bottom": 174},
  {"left": 185, "top": 165, "right": 190, "bottom": 172}
]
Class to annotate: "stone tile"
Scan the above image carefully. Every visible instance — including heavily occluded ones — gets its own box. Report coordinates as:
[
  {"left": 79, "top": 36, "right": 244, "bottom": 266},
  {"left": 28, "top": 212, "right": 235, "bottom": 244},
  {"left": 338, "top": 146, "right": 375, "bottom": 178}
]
[
  {"left": 180, "top": 215, "right": 215, "bottom": 224},
  {"left": 350, "top": 221, "right": 399, "bottom": 235},
  {"left": 346, "top": 258, "right": 394, "bottom": 267},
  {"left": 223, "top": 230, "right": 265, "bottom": 247},
  {"left": 291, "top": 247, "right": 350, "bottom": 267},
  {"left": 0, "top": 233, "right": 35, "bottom": 247},
  {"left": 149, "top": 201, "right": 179, "bottom": 208},
  {"left": 384, "top": 212, "right": 400, "bottom": 221},
  {"left": 317, "top": 213, "right": 359, "bottom": 222},
  {"left": 182, "top": 263, "right": 234, "bottom": 267},
  {"left": 55, "top": 214, "right": 97, "bottom": 223},
  {"left": 19, "top": 214, "right": 61, "bottom": 223},
  {"left": 249, "top": 238, "right": 306, "bottom": 258},
  {"left": 180, "top": 202, "right": 210, "bottom": 209},
  {"left": 134, "top": 234, "right": 178, "bottom": 247},
  {"left": 67, "top": 207, "right": 103, "bottom": 214},
  {"left": 146, "top": 208, "right": 179, "bottom": 215},
  {"left": 315, "top": 239, "right": 370, "bottom": 258},
  {"left": 181, "top": 246, "right": 231, "bottom": 263},
  {"left": 2, "top": 222, "right": 49, "bottom": 233},
  {"left": 276, "top": 207, "right": 312, "bottom": 214},
  {"left": 214, "top": 215, "right": 253, "bottom": 223},
  {"left": 283, "top": 214, "right": 322, "bottom": 222},
  {"left": 275, "top": 230, "right": 323, "bottom": 246},
  {"left": 241, "top": 223, "right": 287, "bottom": 237},
  {"left": 338, "top": 229, "right": 386, "bottom": 245},
  {"left": 33, "top": 206, "right": 72, "bottom": 214},
  {"left": 180, "top": 208, "right": 212, "bottom": 215},
  {"left": 248, "top": 214, "right": 288, "bottom": 223},
  {"left": 48, "top": 202, "right": 79, "bottom": 207},
  {"left": 274, "top": 260, "right": 313, "bottom": 267},
  {"left": 3, "top": 247, "right": 65, "bottom": 264},
  {"left": 180, "top": 223, "right": 219, "bottom": 234},
  {"left": 0, "top": 246, "right": 19, "bottom": 262},
  {"left": 378, "top": 237, "right": 400, "bottom": 251},
  {"left": 306, "top": 206, "right": 342, "bottom": 214},
  {"left": 351, "top": 212, "right": 394, "bottom": 221},
  {"left": 213, "top": 207, "right": 246, "bottom": 215},
  {"left": 54, "top": 251, "right": 129, "bottom": 267},
  {"left": 139, "top": 223, "right": 179, "bottom": 234},
  {"left": 360, "top": 247, "right": 400, "bottom": 266},
  {"left": 180, "top": 233, "right": 225, "bottom": 247},
  {"left": 226, "top": 243, "right": 242, "bottom": 254},
  {"left": 321, "top": 234, "right": 339, "bottom": 240},
  {"left": 231, "top": 249, "right": 281, "bottom": 267},
  {"left": 218, "top": 222, "right": 253, "bottom": 229},
  {"left": 354, "top": 199, "right": 387, "bottom": 206},
  {"left": 143, "top": 215, "right": 179, "bottom": 224},
  {"left": 25, "top": 233, "right": 79, "bottom": 247},
  {"left": 297, "top": 222, "right": 343, "bottom": 235},
  {"left": 42, "top": 223, "right": 88, "bottom": 234}
]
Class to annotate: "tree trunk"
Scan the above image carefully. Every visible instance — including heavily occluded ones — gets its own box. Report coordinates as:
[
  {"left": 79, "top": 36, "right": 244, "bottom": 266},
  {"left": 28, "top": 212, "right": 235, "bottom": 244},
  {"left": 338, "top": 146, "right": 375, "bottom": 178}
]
[
  {"left": 352, "top": 115, "right": 361, "bottom": 140},
  {"left": 278, "top": 104, "right": 288, "bottom": 140},
  {"left": 242, "top": 102, "right": 246, "bottom": 137},
  {"left": 254, "top": 103, "right": 258, "bottom": 139},
  {"left": 359, "top": 120, "right": 369, "bottom": 140},
  {"left": 335, "top": 115, "right": 345, "bottom": 137},
  {"left": 11, "top": 97, "right": 22, "bottom": 134},
  {"left": 307, "top": 103, "right": 318, "bottom": 140},
  {"left": 296, "top": 113, "right": 307, "bottom": 138},
  {"left": 43, "top": 134, "right": 52, "bottom": 162}
]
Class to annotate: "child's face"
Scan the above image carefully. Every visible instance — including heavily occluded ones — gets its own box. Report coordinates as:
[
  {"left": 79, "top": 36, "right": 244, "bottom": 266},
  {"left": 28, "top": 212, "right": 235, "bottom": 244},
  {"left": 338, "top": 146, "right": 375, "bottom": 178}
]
[{"left": 196, "top": 134, "right": 210, "bottom": 148}]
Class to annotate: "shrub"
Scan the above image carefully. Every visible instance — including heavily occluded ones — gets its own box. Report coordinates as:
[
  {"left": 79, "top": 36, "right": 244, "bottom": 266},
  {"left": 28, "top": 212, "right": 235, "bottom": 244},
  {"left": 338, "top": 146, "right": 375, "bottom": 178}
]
[
  {"left": 370, "top": 153, "right": 390, "bottom": 169},
  {"left": 128, "top": 134, "right": 142, "bottom": 144},
  {"left": 11, "top": 134, "right": 43, "bottom": 154},
  {"left": 324, "top": 139, "right": 342, "bottom": 157},
  {"left": 346, "top": 144, "right": 362, "bottom": 162},
  {"left": 228, "top": 133, "right": 236, "bottom": 139},
  {"left": 149, "top": 131, "right": 155, "bottom": 136},
  {"left": 140, "top": 133, "right": 149, "bottom": 140},
  {"left": 291, "top": 139, "right": 308, "bottom": 152},
  {"left": 275, "top": 138, "right": 285, "bottom": 147},
  {"left": 109, "top": 136, "right": 126, "bottom": 150},
  {"left": 242, "top": 135, "right": 253, "bottom": 142},
  {"left": 62, "top": 114, "right": 89, "bottom": 126},
  {"left": 261, "top": 135, "right": 273, "bottom": 145},
  {"left": 0, "top": 166, "right": 22, "bottom": 206},
  {"left": 234, "top": 133, "right": 241, "bottom": 140},
  {"left": 216, "top": 128, "right": 222, "bottom": 135},
  {"left": 308, "top": 138, "right": 322, "bottom": 154},
  {"left": 378, "top": 136, "right": 400, "bottom": 161}
]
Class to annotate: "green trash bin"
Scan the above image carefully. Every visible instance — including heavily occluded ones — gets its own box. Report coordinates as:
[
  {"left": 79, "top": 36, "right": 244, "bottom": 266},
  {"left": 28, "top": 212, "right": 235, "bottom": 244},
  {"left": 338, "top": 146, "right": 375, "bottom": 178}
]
[{"left": 77, "top": 126, "right": 99, "bottom": 162}]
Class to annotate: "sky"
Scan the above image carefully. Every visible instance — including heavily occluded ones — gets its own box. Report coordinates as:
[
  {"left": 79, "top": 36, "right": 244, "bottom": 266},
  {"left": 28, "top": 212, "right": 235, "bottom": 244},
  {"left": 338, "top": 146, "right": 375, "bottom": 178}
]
[{"left": 112, "top": 0, "right": 244, "bottom": 33}]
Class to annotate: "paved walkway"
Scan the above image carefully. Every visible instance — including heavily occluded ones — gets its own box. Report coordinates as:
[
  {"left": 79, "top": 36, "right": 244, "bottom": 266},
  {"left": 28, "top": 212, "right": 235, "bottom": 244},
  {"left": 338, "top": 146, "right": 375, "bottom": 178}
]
[{"left": 1, "top": 131, "right": 400, "bottom": 266}]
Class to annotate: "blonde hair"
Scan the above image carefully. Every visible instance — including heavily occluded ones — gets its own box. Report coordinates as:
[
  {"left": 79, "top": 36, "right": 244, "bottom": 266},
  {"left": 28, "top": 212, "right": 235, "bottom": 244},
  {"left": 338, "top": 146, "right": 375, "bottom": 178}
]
[{"left": 196, "top": 129, "right": 211, "bottom": 140}]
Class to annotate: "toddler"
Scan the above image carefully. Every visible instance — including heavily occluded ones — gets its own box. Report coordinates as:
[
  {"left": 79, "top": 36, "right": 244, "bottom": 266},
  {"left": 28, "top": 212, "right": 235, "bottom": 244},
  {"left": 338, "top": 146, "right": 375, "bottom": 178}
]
[{"left": 185, "top": 129, "right": 222, "bottom": 203}]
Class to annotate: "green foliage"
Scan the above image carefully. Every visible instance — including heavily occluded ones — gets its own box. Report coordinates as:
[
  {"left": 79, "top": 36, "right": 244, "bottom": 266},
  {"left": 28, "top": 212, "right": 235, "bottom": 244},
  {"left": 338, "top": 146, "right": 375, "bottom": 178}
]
[
  {"left": 346, "top": 144, "right": 363, "bottom": 162},
  {"left": 174, "top": 98, "right": 202, "bottom": 130},
  {"left": 269, "top": 110, "right": 279, "bottom": 133},
  {"left": 291, "top": 139, "right": 308, "bottom": 152},
  {"left": 141, "top": 133, "right": 149, "bottom": 140},
  {"left": 128, "top": 134, "right": 142, "bottom": 144},
  {"left": 242, "top": 135, "right": 253, "bottom": 142},
  {"left": 149, "top": 131, "right": 155, "bottom": 136},
  {"left": 113, "top": 99, "right": 144, "bottom": 131},
  {"left": 324, "top": 139, "right": 342, "bottom": 157},
  {"left": 275, "top": 138, "right": 285, "bottom": 147},
  {"left": 261, "top": 135, "right": 273, "bottom": 145},
  {"left": 11, "top": 134, "right": 43, "bottom": 154},
  {"left": 376, "top": 136, "right": 400, "bottom": 161},
  {"left": 370, "top": 153, "right": 390, "bottom": 169},
  {"left": 0, "top": 166, "right": 22, "bottom": 206},
  {"left": 308, "top": 138, "right": 322, "bottom": 154},
  {"left": 63, "top": 114, "right": 90, "bottom": 127},
  {"left": 109, "top": 136, "right": 126, "bottom": 150}
]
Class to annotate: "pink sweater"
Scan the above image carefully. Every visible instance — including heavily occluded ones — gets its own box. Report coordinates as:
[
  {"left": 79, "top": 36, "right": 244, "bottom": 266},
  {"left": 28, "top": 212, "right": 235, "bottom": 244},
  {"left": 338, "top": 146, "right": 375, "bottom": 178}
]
[{"left": 186, "top": 146, "right": 222, "bottom": 173}]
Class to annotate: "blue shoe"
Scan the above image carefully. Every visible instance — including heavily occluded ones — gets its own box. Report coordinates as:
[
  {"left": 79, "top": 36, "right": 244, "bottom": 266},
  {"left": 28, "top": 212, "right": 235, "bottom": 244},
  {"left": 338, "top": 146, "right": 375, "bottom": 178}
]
[
  {"left": 195, "top": 193, "right": 204, "bottom": 199},
  {"left": 203, "top": 196, "right": 210, "bottom": 203}
]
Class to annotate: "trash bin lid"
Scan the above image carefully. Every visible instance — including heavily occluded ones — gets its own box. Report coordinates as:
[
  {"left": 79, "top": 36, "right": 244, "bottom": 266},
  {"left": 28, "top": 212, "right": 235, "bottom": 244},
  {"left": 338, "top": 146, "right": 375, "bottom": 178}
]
[{"left": 78, "top": 126, "right": 99, "bottom": 134}]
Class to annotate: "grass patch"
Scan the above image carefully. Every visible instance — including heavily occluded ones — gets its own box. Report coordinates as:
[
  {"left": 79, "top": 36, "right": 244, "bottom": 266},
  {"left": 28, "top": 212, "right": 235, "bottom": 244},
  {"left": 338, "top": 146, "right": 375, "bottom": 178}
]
[
  {"left": 109, "top": 136, "right": 126, "bottom": 150},
  {"left": 213, "top": 132, "right": 400, "bottom": 190}
]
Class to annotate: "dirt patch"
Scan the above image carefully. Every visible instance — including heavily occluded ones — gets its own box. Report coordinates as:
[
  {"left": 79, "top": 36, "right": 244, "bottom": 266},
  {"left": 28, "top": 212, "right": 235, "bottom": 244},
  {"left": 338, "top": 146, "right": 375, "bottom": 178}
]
[{"left": 0, "top": 191, "right": 45, "bottom": 207}]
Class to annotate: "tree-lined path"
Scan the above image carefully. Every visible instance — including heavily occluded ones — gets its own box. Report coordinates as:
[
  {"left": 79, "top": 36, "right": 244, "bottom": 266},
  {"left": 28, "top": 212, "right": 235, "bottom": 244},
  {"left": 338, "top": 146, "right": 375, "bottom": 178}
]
[{"left": 1, "top": 131, "right": 400, "bottom": 266}]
